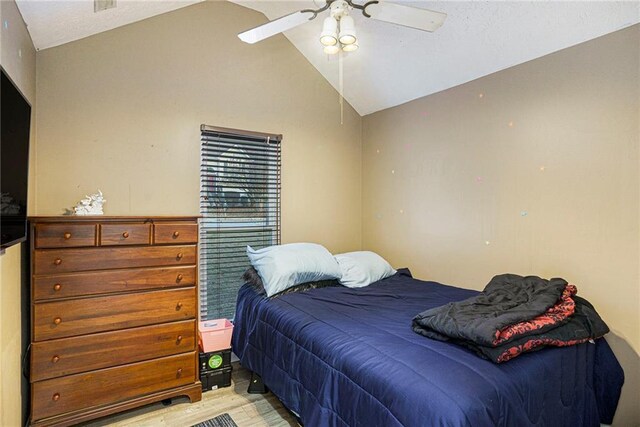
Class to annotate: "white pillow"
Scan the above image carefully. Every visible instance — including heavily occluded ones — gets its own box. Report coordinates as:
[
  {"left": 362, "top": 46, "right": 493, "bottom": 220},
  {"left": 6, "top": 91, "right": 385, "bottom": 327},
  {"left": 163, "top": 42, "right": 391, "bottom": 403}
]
[
  {"left": 247, "top": 243, "right": 342, "bottom": 297},
  {"left": 334, "top": 251, "right": 396, "bottom": 288}
]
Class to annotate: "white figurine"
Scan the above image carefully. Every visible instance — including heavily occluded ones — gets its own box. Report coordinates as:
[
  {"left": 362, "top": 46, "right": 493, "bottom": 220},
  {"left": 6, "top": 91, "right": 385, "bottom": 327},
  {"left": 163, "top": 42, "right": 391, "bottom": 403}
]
[{"left": 73, "top": 190, "right": 106, "bottom": 215}]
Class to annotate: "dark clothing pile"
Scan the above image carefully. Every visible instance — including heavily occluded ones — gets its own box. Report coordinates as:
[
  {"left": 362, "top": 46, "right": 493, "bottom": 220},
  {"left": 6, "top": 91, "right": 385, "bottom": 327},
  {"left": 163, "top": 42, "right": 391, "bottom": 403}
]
[{"left": 412, "top": 274, "right": 609, "bottom": 362}]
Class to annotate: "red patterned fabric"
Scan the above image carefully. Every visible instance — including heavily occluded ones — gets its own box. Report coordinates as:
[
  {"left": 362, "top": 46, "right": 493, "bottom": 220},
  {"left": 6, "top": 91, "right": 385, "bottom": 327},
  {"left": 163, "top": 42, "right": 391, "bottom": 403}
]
[
  {"left": 493, "top": 284, "right": 577, "bottom": 346},
  {"left": 497, "top": 337, "right": 591, "bottom": 363}
]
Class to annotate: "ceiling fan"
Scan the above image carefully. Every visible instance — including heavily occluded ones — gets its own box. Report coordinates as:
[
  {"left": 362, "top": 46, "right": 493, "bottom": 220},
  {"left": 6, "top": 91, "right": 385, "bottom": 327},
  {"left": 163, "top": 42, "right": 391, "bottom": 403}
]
[{"left": 238, "top": 0, "right": 446, "bottom": 54}]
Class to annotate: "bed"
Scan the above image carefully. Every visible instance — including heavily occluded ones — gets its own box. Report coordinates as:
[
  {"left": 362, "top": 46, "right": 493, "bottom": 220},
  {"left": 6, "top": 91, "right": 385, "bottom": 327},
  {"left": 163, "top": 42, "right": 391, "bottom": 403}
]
[{"left": 232, "top": 269, "right": 624, "bottom": 427}]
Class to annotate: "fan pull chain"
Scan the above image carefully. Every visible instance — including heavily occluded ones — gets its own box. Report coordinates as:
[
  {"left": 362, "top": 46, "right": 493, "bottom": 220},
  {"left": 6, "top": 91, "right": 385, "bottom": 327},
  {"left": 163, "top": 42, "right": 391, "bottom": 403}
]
[{"left": 339, "top": 51, "right": 344, "bottom": 125}]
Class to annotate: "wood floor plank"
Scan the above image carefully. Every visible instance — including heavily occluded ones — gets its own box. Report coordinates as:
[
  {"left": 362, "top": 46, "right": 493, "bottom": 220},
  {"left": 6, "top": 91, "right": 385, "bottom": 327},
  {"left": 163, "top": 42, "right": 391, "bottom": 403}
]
[{"left": 81, "top": 363, "right": 298, "bottom": 427}]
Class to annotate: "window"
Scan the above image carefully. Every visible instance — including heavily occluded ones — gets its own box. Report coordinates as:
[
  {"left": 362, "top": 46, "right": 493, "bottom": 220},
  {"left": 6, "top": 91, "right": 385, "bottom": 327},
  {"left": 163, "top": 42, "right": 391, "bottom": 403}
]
[{"left": 199, "top": 125, "right": 281, "bottom": 320}]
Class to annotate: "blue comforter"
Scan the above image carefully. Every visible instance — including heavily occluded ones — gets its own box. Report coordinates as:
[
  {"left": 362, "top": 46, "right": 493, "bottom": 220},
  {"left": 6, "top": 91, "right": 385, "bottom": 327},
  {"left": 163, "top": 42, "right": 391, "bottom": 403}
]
[{"left": 232, "top": 271, "right": 624, "bottom": 427}]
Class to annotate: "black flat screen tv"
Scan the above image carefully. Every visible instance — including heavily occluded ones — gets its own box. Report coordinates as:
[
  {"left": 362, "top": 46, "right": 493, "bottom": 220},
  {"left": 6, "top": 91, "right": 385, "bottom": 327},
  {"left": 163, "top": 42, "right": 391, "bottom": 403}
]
[{"left": 1, "top": 68, "right": 32, "bottom": 250}]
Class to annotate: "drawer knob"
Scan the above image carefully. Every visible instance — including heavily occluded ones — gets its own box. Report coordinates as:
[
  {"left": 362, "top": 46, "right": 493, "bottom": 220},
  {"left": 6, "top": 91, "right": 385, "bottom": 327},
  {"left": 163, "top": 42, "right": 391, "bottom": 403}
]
[
  {"left": 176, "top": 302, "right": 183, "bottom": 310},
  {"left": 53, "top": 283, "right": 62, "bottom": 292},
  {"left": 176, "top": 253, "right": 183, "bottom": 260},
  {"left": 53, "top": 317, "right": 62, "bottom": 325},
  {"left": 52, "top": 393, "right": 60, "bottom": 402},
  {"left": 122, "top": 231, "right": 130, "bottom": 238},
  {"left": 54, "top": 258, "right": 62, "bottom": 265},
  {"left": 176, "top": 274, "right": 184, "bottom": 282},
  {"left": 173, "top": 231, "right": 180, "bottom": 238},
  {"left": 176, "top": 335, "right": 183, "bottom": 343},
  {"left": 177, "top": 368, "right": 183, "bottom": 378},
  {"left": 51, "top": 355, "right": 60, "bottom": 363},
  {"left": 63, "top": 232, "right": 72, "bottom": 240}
]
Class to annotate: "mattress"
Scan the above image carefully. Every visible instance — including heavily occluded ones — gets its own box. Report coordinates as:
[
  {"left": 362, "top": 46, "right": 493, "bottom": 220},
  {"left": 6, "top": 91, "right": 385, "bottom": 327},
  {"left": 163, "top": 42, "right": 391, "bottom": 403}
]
[{"left": 232, "top": 270, "right": 624, "bottom": 427}]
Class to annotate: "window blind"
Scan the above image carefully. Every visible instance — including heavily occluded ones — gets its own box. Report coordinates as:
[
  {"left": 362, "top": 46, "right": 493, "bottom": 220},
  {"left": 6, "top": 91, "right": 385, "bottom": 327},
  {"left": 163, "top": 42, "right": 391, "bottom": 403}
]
[{"left": 199, "top": 125, "right": 281, "bottom": 321}]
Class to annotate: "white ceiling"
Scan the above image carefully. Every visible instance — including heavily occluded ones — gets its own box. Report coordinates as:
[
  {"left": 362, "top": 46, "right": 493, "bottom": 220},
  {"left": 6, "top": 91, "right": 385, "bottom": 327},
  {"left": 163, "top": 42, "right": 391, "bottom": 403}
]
[
  {"left": 16, "top": 1, "right": 640, "bottom": 115},
  {"left": 15, "top": 0, "right": 204, "bottom": 51},
  {"left": 232, "top": 1, "right": 640, "bottom": 115}
]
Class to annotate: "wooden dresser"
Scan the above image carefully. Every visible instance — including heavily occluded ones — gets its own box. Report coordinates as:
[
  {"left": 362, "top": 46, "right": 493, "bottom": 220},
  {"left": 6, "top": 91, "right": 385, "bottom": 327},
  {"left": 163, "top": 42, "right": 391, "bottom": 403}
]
[{"left": 28, "top": 216, "right": 202, "bottom": 427}]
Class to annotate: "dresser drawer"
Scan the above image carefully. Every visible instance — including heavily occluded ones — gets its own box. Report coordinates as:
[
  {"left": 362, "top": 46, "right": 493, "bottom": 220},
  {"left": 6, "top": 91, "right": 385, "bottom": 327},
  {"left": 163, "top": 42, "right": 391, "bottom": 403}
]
[
  {"left": 33, "top": 287, "right": 196, "bottom": 341},
  {"left": 100, "top": 223, "right": 151, "bottom": 246},
  {"left": 33, "top": 245, "right": 196, "bottom": 275},
  {"left": 35, "top": 224, "right": 97, "bottom": 249},
  {"left": 31, "top": 320, "right": 196, "bottom": 381},
  {"left": 31, "top": 352, "right": 196, "bottom": 421},
  {"left": 154, "top": 222, "right": 198, "bottom": 244},
  {"left": 33, "top": 266, "right": 196, "bottom": 301}
]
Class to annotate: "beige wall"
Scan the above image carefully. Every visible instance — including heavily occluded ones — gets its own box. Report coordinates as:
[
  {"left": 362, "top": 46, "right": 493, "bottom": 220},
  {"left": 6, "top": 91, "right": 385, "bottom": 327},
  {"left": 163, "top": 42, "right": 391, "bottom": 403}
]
[
  {"left": 34, "top": 1, "right": 362, "bottom": 253},
  {"left": 0, "top": 0, "right": 36, "bottom": 101},
  {"left": 0, "top": 245, "right": 24, "bottom": 427},
  {"left": 363, "top": 25, "right": 639, "bottom": 425},
  {"left": 0, "top": 1, "right": 36, "bottom": 426}
]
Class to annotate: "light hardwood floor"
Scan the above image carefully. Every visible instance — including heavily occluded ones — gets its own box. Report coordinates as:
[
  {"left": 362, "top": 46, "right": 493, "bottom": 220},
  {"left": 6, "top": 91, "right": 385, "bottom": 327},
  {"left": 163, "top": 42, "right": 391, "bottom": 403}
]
[{"left": 82, "top": 363, "right": 299, "bottom": 427}]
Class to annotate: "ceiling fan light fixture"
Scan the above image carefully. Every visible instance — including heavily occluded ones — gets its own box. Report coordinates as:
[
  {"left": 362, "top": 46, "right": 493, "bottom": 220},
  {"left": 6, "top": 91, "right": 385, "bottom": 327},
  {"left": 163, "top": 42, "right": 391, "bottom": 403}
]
[
  {"left": 238, "top": 0, "right": 447, "bottom": 49},
  {"left": 338, "top": 15, "right": 357, "bottom": 45},
  {"left": 319, "top": 16, "right": 338, "bottom": 46},
  {"left": 320, "top": 35, "right": 338, "bottom": 47},
  {"left": 323, "top": 44, "right": 340, "bottom": 55},
  {"left": 342, "top": 42, "right": 358, "bottom": 52}
]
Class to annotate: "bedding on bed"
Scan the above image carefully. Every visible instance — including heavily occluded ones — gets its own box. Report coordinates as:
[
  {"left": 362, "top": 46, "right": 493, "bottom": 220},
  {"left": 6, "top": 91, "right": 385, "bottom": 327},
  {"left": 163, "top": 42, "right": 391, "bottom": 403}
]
[
  {"left": 411, "top": 274, "right": 610, "bottom": 363},
  {"left": 242, "top": 266, "right": 342, "bottom": 298},
  {"left": 232, "top": 270, "right": 624, "bottom": 427}
]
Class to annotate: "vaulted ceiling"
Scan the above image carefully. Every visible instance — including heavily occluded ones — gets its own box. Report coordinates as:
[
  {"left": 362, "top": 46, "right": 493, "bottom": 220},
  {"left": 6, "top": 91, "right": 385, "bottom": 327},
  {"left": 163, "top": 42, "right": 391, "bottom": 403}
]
[{"left": 15, "top": 0, "right": 640, "bottom": 115}]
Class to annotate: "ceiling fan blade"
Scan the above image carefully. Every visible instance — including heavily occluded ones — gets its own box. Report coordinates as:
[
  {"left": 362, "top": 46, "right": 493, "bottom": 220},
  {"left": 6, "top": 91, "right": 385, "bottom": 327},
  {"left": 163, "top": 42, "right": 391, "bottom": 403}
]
[
  {"left": 365, "top": 2, "right": 446, "bottom": 32},
  {"left": 238, "top": 10, "right": 316, "bottom": 44}
]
